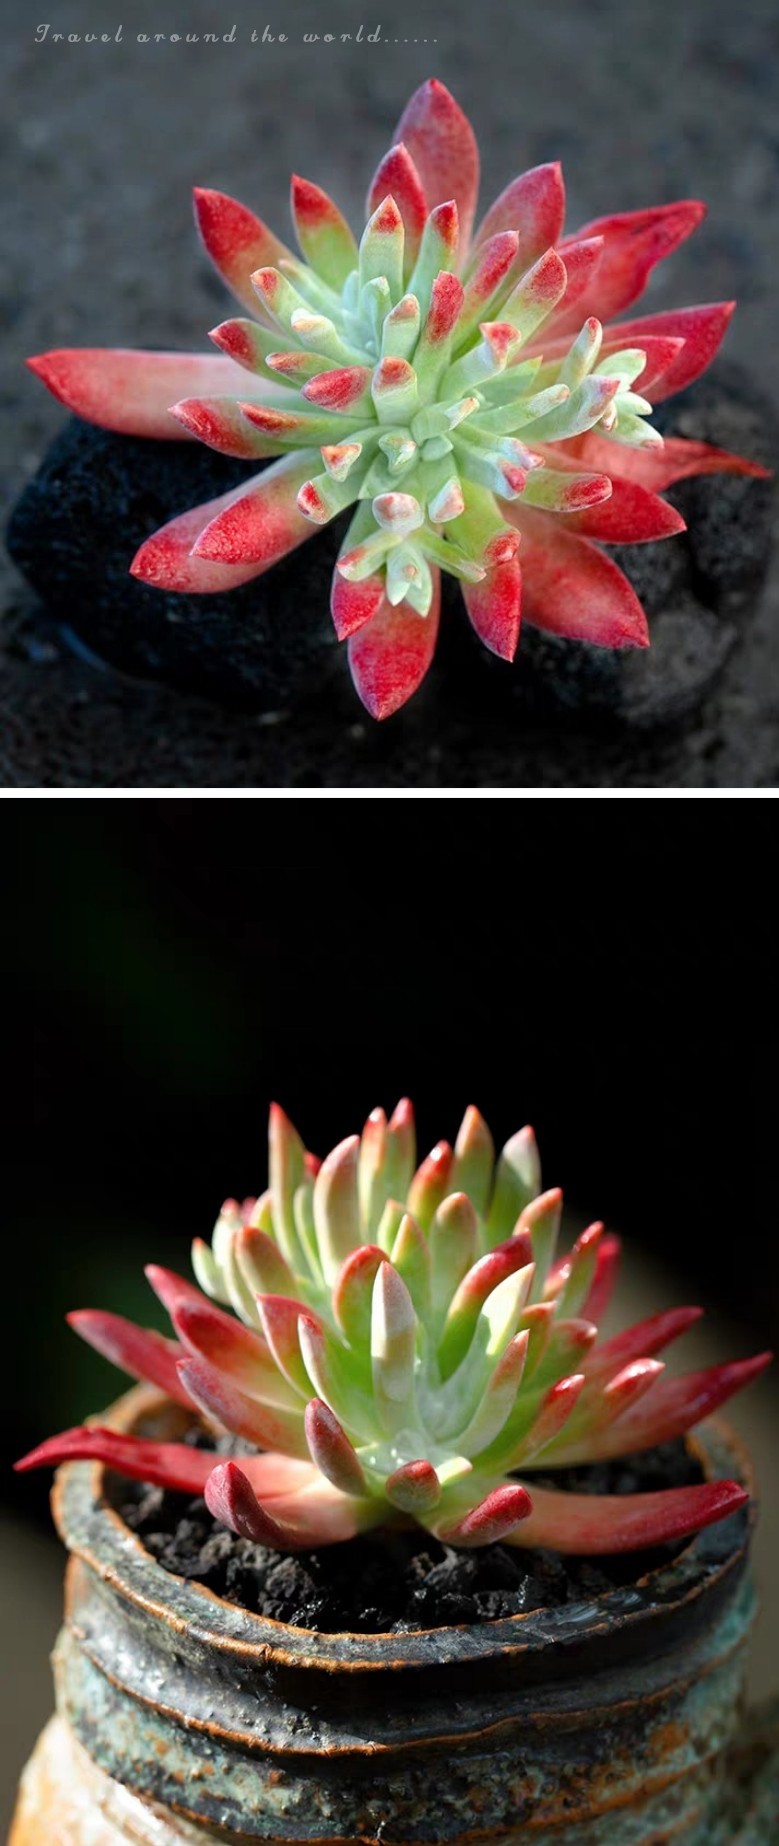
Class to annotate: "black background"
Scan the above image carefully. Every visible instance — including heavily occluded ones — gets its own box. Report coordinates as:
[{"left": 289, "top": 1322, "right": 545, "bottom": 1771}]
[{"left": 5, "top": 804, "right": 776, "bottom": 1522}]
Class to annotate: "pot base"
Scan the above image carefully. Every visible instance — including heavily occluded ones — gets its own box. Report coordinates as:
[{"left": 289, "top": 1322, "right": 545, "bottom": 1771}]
[{"left": 11, "top": 1702, "right": 779, "bottom": 1845}]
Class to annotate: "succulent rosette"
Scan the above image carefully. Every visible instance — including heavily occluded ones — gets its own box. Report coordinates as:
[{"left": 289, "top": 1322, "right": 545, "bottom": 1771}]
[
  {"left": 27, "top": 81, "right": 768, "bottom": 718},
  {"left": 18, "top": 1102, "right": 770, "bottom": 1555}
]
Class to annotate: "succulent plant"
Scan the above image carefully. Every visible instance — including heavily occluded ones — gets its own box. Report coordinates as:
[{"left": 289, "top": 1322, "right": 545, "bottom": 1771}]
[
  {"left": 18, "top": 1101, "right": 770, "bottom": 1555},
  {"left": 28, "top": 81, "right": 767, "bottom": 718}
]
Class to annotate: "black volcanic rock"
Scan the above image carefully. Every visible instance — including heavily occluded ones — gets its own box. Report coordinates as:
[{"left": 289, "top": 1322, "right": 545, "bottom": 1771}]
[
  {"left": 6, "top": 425, "right": 347, "bottom": 710},
  {"left": 7, "top": 366, "right": 774, "bottom": 733}
]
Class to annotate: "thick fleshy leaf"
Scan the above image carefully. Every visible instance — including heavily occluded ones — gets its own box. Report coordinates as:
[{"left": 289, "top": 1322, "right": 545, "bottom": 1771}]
[
  {"left": 508, "top": 1478, "right": 748, "bottom": 1554},
  {"left": 145, "top": 1263, "right": 216, "bottom": 1319},
  {"left": 304, "top": 1399, "right": 366, "bottom": 1495},
  {"left": 407, "top": 1138, "right": 455, "bottom": 1232},
  {"left": 546, "top": 1359, "right": 664, "bottom": 1459},
  {"left": 313, "top": 1135, "right": 361, "bottom": 1283},
  {"left": 593, "top": 302, "right": 737, "bottom": 402},
  {"left": 333, "top": 1245, "right": 386, "bottom": 1348},
  {"left": 507, "top": 506, "right": 649, "bottom": 647},
  {"left": 386, "top": 1097, "right": 417, "bottom": 1200},
  {"left": 168, "top": 396, "right": 284, "bottom": 459},
  {"left": 15, "top": 1428, "right": 216, "bottom": 1495},
  {"left": 519, "top": 468, "right": 612, "bottom": 516},
  {"left": 385, "top": 1458, "right": 441, "bottom": 1514},
  {"left": 207, "top": 317, "right": 297, "bottom": 384},
  {"left": 457, "top": 232, "right": 520, "bottom": 338},
  {"left": 390, "top": 1214, "right": 431, "bottom": 1320},
  {"left": 536, "top": 331, "right": 683, "bottom": 399},
  {"left": 191, "top": 1236, "right": 225, "bottom": 1302},
  {"left": 487, "top": 1127, "right": 541, "bottom": 1244},
  {"left": 580, "top": 1233, "right": 622, "bottom": 1322},
  {"left": 418, "top": 273, "right": 466, "bottom": 369},
  {"left": 517, "top": 1301, "right": 556, "bottom": 1379},
  {"left": 298, "top": 1313, "right": 377, "bottom": 1440},
  {"left": 27, "top": 349, "right": 252, "bottom": 439},
  {"left": 66, "top": 1310, "right": 191, "bottom": 1408},
  {"left": 302, "top": 366, "right": 373, "bottom": 414},
  {"left": 360, "top": 196, "right": 405, "bottom": 300},
  {"left": 556, "top": 201, "right": 706, "bottom": 331},
  {"left": 585, "top": 1356, "right": 664, "bottom": 1431},
  {"left": 502, "top": 250, "right": 568, "bottom": 343},
  {"left": 550, "top": 1224, "right": 604, "bottom": 1318},
  {"left": 455, "top": 1331, "right": 530, "bottom": 1455},
  {"left": 358, "top": 1110, "right": 390, "bottom": 1237},
  {"left": 436, "top": 1483, "right": 533, "bottom": 1546},
  {"left": 508, "top": 1372, "right": 586, "bottom": 1465},
  {"left": 193, "top": 188, "right": 293, "bottom": 319},
  {"left": 594, "top": 332, "right": 685, "bottom": 397},
  {"left": 526, "top": 238, "right": 604, "bottom": 344},
  {"left": 171, "top": 1299, "right": 300, "bottom": 1411},
  {"left": 473, "top": 163, "right": 565, "bottom": 272},
  {"left": 462, "top": 554, "right": 522, "bottom": 661},
  {"left": 583, "top": 1306, "right": 704, "bottom": 1383},
  {"left": 566, "top": 478, "right": 686, "bottom": 544},
  {"left": 366, "top": 143, "right": 428, "bottom": 274},
  {"left": 256, "top": 1294, "right": 313, "bottom": 1396},
  {"left": 533, "top": 1318, "right": 598, "bottom": 1391},
  {"left": 331, "top": 507, "right": 387, "bottom": 640},
  {"left": 205, "top": 1460, "right": 296, "bottom": 1545},
  {"left": 178, "top": 1354, "right": 310, "bottom": 1457},
  {"left": 429, "top": 1194, "right": 479, "bottom": 1321},
  {"left": 192, "top": 455, "right": 318, "bottom": 567},
  {"left": 290, "top": 176, "right": 358, "bottom": 287},
  {"left": 239, "top": 401, "right": 363, "bottom": 447},
  {"left": 234, "top": 1226, "right": 296, "bottom": 1300},
  {"left": 564, "top": 429, "right": 770, "bottom": 492},
  {"left": 392, "top": 79, "right": 479, "bottom": 250},
  {"left": 439, "top": 1235, "right": 534, "bottom": 1379},
  {"left": 383, "top": 1197, "right": 414, "bottom": 1264},
  {"left": 348, "top": 569, "right": 441, "bottom": 720},
  {"left": 371, "top": 1262, "right": 417, "bottom": 1433},
  {"left": 447, "top": 1268, "right": 536, "bottom": 1427},
  {"left": 451, "top": 1106, "right": 495, "bottom": 1218},
  {"left": 550, "top": 1351, "right": 772, "bottom": 1462},
  {"left": 204, "top": 1459, "right": 375, "bottom": 1548},
  {"left": 521, "top": 1190, "right": 563, "bottom": 1301},
  {"left": 265, "top": 348, "right": 333, "bottom": 384},
  {"left": 129, "top": 481, "right": 274, "bottom": 594}
]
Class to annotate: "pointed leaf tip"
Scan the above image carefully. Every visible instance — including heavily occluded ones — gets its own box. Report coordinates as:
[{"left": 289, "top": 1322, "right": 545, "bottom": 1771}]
[
  {"left": 66, "top": 1309, "right": 192, "bottom": 1408},
  {"left": 439, "top": 1482, "right": 533, "bottom": 1547},
  {"left": 204, "top": 1460, "right": 294, "bottom": 1546},
  {"left": 348, "top": 571, "right": 441, "bottom": 721},
  {"left": 304, "top": 1399, "right": 366, "bottom": 1496},
  {"left": 385, "top": 1458, "right": 441, "bottom": 1514}
]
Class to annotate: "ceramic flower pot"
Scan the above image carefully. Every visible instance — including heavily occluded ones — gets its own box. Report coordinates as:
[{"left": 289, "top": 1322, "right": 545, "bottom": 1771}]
[{"left": 11, "top": 1383, "right": 762, "bottom": 1846}]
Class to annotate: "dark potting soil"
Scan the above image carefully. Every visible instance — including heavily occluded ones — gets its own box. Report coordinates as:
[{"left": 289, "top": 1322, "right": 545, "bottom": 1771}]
[{"left": 119, "top": 1434, "right": 704, "bottom": 1632}]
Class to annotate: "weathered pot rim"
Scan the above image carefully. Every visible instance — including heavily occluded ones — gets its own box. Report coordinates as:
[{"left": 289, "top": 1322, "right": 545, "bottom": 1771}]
[{"left": 52, "top": 1383, "right": 754, "bottom": 1674}]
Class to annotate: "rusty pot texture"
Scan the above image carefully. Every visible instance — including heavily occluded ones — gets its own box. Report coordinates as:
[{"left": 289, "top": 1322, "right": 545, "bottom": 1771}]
[{"left": 10, "top": 1384, "right": 759, "bottom": 1846}]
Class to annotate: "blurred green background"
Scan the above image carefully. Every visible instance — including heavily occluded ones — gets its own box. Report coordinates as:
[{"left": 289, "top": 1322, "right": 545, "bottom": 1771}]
[{"left": 3, "top": 804, "right": 777, "bottom": 1826}]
